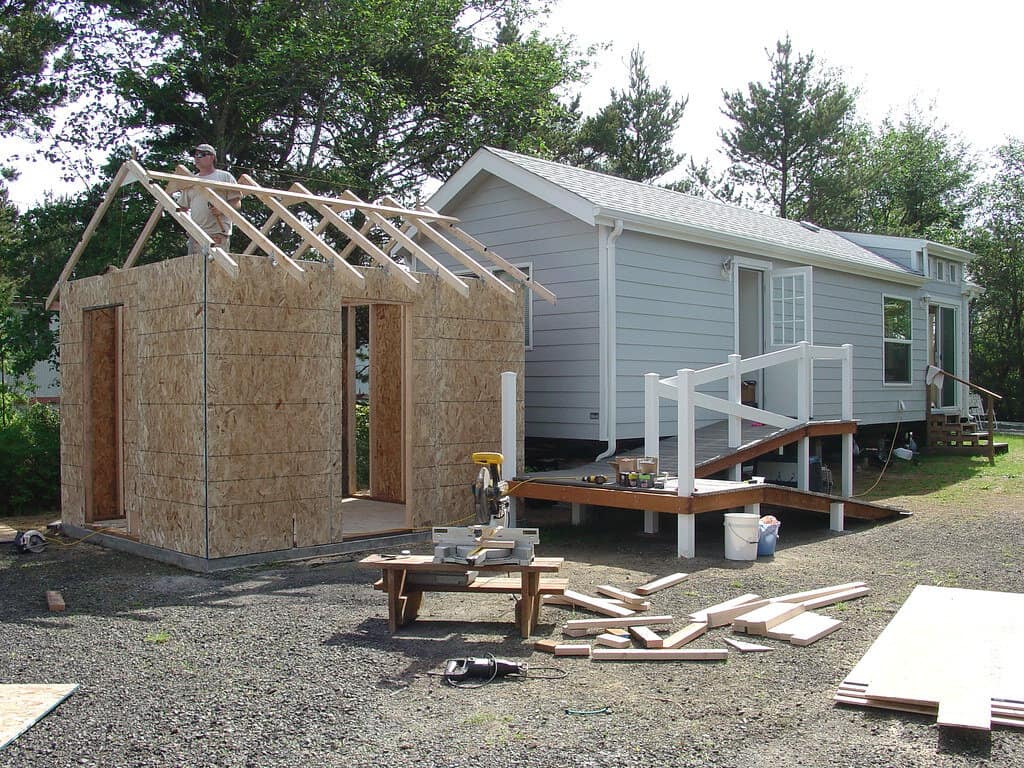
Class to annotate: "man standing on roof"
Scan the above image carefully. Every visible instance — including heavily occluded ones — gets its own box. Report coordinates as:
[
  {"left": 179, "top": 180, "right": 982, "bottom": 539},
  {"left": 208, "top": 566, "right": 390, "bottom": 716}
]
[{"left": 178, "top": 143, "right": 242, "bottom": 254}]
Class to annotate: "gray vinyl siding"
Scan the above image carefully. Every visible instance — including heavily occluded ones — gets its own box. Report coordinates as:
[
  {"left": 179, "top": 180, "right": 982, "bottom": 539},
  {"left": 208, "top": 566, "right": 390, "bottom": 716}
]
[
  {"left": 426, "top": 173, "right": 601, "bottom": 440},
  {"left": 614, "top": 232, "right": 734, "bottom": 439},
  {"left": 862, "top": 246, "right": 916, "bottom": 272},
  {"left": 812, "top": 268, "right": 928, "bottom": 425}
]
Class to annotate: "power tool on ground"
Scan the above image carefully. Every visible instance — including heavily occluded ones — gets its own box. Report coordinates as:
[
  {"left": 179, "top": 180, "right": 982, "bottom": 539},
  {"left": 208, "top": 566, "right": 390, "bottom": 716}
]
[{"left": 432, "top": 451, "right": 538, "bottom": 567}]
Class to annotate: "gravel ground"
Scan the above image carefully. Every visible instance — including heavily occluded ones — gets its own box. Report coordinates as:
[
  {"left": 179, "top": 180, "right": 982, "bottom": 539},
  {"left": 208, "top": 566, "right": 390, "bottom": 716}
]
[{"left": 2, "top": 492, "right": 1023, "bottom": 768}]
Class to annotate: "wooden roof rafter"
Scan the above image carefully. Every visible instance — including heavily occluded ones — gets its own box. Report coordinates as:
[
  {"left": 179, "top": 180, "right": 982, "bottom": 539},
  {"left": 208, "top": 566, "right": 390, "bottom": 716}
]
[{"left": 46, "top": 161, "right": 555, "bottom": 311}]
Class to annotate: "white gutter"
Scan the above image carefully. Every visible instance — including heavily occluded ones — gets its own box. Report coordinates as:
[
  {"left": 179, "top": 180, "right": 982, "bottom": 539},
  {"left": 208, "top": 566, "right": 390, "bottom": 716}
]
[{"left": 596, "top": 219, "right": 624, "bottom": 461}]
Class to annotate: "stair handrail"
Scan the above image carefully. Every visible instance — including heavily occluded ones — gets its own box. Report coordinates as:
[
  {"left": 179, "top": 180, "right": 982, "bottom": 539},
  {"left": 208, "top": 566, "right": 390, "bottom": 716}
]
[{"left": 925, "top": 365, "right": 1002, "bottom": 465}]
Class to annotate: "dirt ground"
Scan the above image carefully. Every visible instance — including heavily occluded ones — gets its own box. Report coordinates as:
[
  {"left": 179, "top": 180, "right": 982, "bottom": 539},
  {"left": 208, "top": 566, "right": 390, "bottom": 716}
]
[{"left": 1, "top": 489, "right": 1022, "bottom": 767}]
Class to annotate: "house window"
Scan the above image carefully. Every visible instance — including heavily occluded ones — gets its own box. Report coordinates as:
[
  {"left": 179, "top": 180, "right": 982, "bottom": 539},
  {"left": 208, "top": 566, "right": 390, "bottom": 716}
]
[
  {"left": 883, "top": 295, "right": 912, "bottom": 384},
  {"left": 771, "top": 272, "right": 807, "bottom": 345}
]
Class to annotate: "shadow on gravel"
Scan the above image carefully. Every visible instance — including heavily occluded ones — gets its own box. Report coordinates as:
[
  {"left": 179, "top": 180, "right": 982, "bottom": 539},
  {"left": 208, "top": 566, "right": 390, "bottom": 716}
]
[{"left": 937, "top": 727, "right": 992, "bottom": 758}]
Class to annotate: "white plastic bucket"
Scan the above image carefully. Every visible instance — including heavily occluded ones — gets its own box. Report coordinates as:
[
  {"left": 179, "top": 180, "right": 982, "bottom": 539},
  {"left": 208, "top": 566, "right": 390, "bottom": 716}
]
[{"left": 724, "top": 512, "right": 759, "bottom": 561}]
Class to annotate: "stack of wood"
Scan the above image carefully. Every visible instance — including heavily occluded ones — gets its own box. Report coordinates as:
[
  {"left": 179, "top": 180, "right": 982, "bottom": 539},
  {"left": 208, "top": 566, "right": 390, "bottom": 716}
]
[{"left": 536, "top": 575, "right": 869, "bottom": 661}]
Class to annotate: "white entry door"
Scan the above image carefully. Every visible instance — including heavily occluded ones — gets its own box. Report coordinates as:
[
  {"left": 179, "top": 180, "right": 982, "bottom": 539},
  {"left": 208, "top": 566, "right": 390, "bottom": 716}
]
[{"left": 763, "top": 267, "right": 813, "bottom": 416}]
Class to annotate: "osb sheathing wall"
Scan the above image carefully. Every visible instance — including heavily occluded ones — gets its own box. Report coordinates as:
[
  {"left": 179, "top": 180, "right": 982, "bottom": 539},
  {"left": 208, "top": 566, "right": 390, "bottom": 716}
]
[
  {"left": 61, "top": 252, "right": 525, "bottom": 562},
  {"left": 61, "top": 256, "right": 206, "bottom": 555}
]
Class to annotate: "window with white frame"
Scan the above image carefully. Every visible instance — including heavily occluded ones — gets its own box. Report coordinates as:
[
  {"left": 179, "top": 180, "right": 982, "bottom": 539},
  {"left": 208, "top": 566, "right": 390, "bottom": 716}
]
[
  {"left": 883, "top": 295, "right": 912, "bottom": 384},
  {"left": 771, "top": 271, "right": 807, "bottom": 345}
]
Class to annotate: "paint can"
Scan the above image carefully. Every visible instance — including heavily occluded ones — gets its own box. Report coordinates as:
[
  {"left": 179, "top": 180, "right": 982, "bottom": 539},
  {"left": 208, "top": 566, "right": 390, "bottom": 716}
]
[{"left": 723, "top": 513, "right": 758, "bottom": 561}]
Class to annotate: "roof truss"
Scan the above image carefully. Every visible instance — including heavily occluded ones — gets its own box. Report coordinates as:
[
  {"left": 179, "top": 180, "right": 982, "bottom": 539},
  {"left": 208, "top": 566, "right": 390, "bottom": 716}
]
[{"left": 46, "top": 161, "right": 556, "bottom": 310}]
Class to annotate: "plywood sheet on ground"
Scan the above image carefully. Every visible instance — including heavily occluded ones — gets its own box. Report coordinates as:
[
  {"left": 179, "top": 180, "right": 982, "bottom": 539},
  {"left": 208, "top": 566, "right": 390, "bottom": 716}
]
[
  {"left": 837, "top": 585, "right": 1024, "bottom": 730},
  {"left": 0, "top": 684, "right": 78, "bottom": 748}
]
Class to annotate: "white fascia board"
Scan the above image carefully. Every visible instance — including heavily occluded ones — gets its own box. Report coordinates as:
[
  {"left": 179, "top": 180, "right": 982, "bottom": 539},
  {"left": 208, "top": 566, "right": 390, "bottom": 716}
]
[
  {"left": 596, "top": 210, "right": 927, "bottom": 287},
  {"left": 427, "top": 148, "right": 598, "bottom": 224},
  {"left": 925, "top": 240, "right": 976, "bottom": 263}
]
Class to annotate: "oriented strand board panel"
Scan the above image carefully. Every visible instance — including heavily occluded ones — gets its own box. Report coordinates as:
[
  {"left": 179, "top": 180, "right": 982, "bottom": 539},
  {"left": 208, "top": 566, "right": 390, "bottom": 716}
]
[
  {"left": 369, "top": 303, "right": 404, "bottom": 502},
  {"left": 838, "top": 585, "right": 1024, "bottom": 730},
  {"left": 0, "top": 684, "right": 78, "bottom": 749}
]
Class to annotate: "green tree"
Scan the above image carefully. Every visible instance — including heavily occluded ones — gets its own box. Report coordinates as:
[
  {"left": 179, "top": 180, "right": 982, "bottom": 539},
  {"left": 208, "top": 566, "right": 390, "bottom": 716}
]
[
  {"left": 719, "top": 35, "right": 859, "bottom": 220},
  {"left": 47, "top": 0, "right": 587, "bottom": 200},
  {"left": 0, "top": 0, "right": 68, "bottom": 136},
  {"left": 570, "top": 46, "right": 688, "bottom": 182},
  {"left": 968, "top": 139, "right": 1024, "bottom": 419},
  {"left": 853, "top": 109, "right": 977, "bottom": 237}
]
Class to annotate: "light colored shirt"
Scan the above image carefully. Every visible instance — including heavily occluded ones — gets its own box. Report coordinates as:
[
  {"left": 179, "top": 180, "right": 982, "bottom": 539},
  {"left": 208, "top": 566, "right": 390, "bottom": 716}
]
[{"left": 180, "top": 169, "right": 239, "bottom": 237}]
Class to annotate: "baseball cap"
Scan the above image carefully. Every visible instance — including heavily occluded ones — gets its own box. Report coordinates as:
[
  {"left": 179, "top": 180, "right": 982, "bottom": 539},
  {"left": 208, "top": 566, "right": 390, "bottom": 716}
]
[{"left": 193, "top": 143, "right": 217, "bottom": 157}]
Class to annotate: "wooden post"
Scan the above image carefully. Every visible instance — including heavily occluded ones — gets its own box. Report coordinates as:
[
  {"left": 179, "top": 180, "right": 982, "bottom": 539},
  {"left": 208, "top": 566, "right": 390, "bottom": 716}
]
[
  {"left": 677, "top": 369, "right": 694, "bottom": 498},
  {"left": 841, "top": 344, "right": 854, "bottom": 497},
  {"left": 501, "top": 371, "right": 518, "bottom": 527},
  {"left": 644, "top": 372, "right": 660, "bottom": 530},
  {"left": 987, "top": 395, "right": 995, "bottom": 466}
]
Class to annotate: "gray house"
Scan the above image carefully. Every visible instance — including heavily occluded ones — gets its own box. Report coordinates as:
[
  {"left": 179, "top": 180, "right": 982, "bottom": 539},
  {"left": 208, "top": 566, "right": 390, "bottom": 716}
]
[{"left": 425, "top": 148, "right": 977, "bottom": 453}]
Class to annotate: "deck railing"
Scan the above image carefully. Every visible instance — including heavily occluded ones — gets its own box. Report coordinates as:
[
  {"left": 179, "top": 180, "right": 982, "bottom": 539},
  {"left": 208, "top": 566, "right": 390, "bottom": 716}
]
[{"left": 644, "top": 341, "right": 854, "bottom": 497}]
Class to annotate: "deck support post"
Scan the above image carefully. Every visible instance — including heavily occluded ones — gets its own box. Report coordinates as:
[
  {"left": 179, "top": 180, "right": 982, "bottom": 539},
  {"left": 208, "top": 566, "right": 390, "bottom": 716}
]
[
  {"left": 501, "top": 371, "right": 518, "bottom": 527},
  {"left": 842, "top": 433, "right": 854, "bottom": 497},
  {"left": 571, "top": 503, "right": 589, "bottom": 526},
  {"left": 798, "top": 436, "right": 810, "bottom": 491},
  {"left": 677, "top": 514, "right": 695, "bottom": 558},
  {"left": 677, "top": 369, "right": 695, "bottom": 498},
  {"left": 830, "top": 501, "right": 845, "bottom": 532},
  {"left": 643, "top": 510, "right": 660, "bottom": 534},
  {"left": 841, "top": 344, "right": 854, "bottom": 497}
]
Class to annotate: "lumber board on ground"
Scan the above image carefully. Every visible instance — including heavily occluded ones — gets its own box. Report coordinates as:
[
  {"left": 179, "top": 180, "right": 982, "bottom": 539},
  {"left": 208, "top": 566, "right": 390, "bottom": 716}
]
[
  {"left": 796, "top": 586, "right": 870, "bottom": 610},
  {"left": 543, "top": 590, "right": 635, "bottom": 617},
  {"left": 564, "top": 615, "right": 674, "bottom": 631},
  {"left": 702, "top": 597, "right": 770, "bottom": 628},
  {"left": 723, "top": 636, "right": 772, "bottom": 653},
  {"left": 534, "top": 639, "right": 558, "bottom": 654},
  {"left": 690, "top": 593, "right": 763, "bottom": 626},
  {"left": 766, "top": 612, "right": 842, "bottom": 645},
  {"left": 591, "top": 648, "right": 728, "bottom": 662},
  {"left": 0, "top": 684, "right": 79, "bottom": 749},
  {"left": 771, "top": 582, "right": 867, "bottom": 605},
  {"left": 662, "top": 622, "right": 708, "bottom": 649},
  {"left": 834, "top": 682, "right": 1024, "bottom": 728},
  {"left": 733, "top": 602, "right": 804, "bottom": 635},
  {"left": 553, "top": 644, "right": 591, "bottom": 657},
  {"left": 596, "top": 585, "right": 648, "bottom": 607},
  {"left": 0, "top": 524, "right": 16, "bottom": 543},
  {"left": 45, "top": 591, "right": 65, "bottom": 612},
  {"left": 594, "top": 633, "right": 632, "bottom": 649},
  {"left": 634, "top": 573, "right": 688, "bottom": 596},
  {"left": 836, "top": 585, "right": 1024, "bottom": 731},
  {"left": 628, "top": 625, "right": 664, "bottom": 648}
]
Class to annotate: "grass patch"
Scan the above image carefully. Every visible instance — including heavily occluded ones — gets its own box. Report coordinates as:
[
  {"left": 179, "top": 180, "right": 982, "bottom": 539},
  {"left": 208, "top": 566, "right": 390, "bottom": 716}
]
[
  {"left": 144, "top": 631, "right": 172, "bottom": 644},
  {"left": 855, "top": 434, "right": 1024, "bottom": 503}
]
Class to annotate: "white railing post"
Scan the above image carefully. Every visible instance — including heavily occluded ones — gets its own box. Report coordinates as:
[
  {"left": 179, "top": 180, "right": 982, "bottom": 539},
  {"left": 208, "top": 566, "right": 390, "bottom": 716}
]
[
  {"left": 797, "top": 340, "right": 811, "bottom": 422},
  {"left": 677, "top": 369, "right": 694, "bottom": 498},
  {"left": 643, "top": 372, "right": 661, "bottom": 534},
  {"left": 841, "top": 344, "right": 854, "bottom": 497},
  {"left": 728, "top": 354, "right": 742, "bottom": 482},
  {"left": 501, "top": 371, "right": 518, "bottom": 527},
  {"left": 644, "top": 373, "right": 660, "bottom": 460}
]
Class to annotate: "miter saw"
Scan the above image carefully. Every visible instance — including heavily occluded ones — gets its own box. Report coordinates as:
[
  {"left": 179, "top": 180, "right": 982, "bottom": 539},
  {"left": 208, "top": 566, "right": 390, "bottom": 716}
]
[{"left": 432, "top": 452, "right": 538, "bottom": 567}]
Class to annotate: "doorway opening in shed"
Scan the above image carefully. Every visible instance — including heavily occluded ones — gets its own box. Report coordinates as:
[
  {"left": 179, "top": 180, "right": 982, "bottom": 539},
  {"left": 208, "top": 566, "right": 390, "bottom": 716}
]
[
  {"left": 83, "top": 304, "right": 125, "bottom": 527},
  {"left": 340, "top": 302, "right": 408, "bottom": 538}
]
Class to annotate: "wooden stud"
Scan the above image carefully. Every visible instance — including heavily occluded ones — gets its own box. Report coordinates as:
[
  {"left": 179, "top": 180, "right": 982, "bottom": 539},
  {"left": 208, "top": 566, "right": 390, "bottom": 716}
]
[
  {"left": 797, "top": 586, "right": 870, "bottom": 610},
  {"left": 733, "top": 602, "right": 805, "bottom": 635},
  {"left": 772, "top": 582, "right": 867, "bottom": 606},
  {"left": 634, "top": 572, "right": 688, "bottom": 596},
  {"left": 544, "top": 590, "right": 635, "bottom": 618},
  {"left": 553, "top": 644, "right": 591, "bottom": 657},
  {"left": 594, "top": 633, "right": 632, "bottom": 649},
  {"left": 564, "top": 615, "right": 673, "bottom": 632},
  {"left": 663, "top": 622, "right": 708, "bottom": 649},
  {"left": 723, "top": 636, "right": 772, "bottom": 653},
  {"left": 692, "top": 594, "right": 767, "bottom": 628},
  {"left": 534, "top": 639, "right": 558, "bottom": 654},
  {"left": 765, "top": 612, "right": 842, "bottom": 646},
  {"left": 591, "top": 648, "right": 728, "bottom": 662},
  {"left": 628, "top": 625, "right": 664, "bottom": 648},
  {"left": 46, "top": 591, "right": 65, "bottom": 612},
  {"left": 595, "top": 585, "right": 648, "bottom": 607}
]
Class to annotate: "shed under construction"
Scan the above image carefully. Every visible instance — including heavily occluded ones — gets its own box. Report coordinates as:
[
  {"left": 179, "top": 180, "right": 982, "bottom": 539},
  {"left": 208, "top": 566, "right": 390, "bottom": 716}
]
[{"left": 48, "top": 161, "right": 552, "bottom": 570}]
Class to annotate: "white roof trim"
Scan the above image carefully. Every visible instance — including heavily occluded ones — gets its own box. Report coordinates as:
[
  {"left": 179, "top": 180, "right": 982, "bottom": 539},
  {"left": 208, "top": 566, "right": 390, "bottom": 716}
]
[{"left": 428, "top": 148, "right": 598, "bottom": 225}]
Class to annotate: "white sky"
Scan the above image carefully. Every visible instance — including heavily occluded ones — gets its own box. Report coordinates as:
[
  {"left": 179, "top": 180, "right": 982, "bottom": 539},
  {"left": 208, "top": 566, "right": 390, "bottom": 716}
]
[{"left": 4, "top": 0, "right": 1022, "bottom": 208}]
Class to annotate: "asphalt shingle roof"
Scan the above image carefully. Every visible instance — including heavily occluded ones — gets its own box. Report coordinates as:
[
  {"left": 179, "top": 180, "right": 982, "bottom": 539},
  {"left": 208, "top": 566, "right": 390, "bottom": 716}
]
[{"left": 486, "top": 147, "right": 917, "bottom": 277}]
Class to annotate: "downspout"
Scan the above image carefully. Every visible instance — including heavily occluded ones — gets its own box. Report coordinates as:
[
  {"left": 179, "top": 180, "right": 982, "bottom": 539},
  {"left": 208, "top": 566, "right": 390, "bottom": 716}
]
[{"left": 596, "top": 219, "right": 624, "bottom": 461}]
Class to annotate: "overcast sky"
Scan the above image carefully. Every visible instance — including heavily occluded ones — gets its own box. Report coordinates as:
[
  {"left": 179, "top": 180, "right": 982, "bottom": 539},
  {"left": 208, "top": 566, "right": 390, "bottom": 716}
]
[{"left": 4, "top": 0, "right": 1021, "bottom": 208}]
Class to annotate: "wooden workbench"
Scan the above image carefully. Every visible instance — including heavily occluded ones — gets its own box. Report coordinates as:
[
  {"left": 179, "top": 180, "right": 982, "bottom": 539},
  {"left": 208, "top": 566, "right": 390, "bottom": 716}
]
[{"left": 359, "top": 554, "right": 565, "bottom": 637}]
